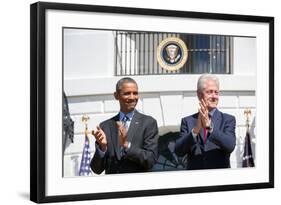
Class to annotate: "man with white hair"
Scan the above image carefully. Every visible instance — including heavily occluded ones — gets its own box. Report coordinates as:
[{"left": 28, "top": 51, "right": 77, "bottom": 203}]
[{"left": 175, "top": 74, "right": 236, "bottom": 170}]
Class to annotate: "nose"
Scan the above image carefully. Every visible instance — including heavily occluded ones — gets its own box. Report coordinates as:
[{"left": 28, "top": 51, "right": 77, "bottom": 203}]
[
  {"left": 128, "top": 93, "right": 137, "bottom": 100},
  {"left": 211, "top": 92, "right": 216, "bottom": 97}
]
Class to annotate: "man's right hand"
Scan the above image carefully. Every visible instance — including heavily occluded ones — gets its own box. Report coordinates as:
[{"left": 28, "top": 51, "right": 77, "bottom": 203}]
[
  {"left": 92, "top": 126, "right": 107, "bottom": 152},
  {"left": 199, "top": 98, "right": 211, "bottom": 128}
]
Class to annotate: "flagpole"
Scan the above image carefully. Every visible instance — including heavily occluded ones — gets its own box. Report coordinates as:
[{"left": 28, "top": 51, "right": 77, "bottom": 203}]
[
  {"left": 242, "top": 109, "right": 255, "bottom": 167},
  {"left": 82, "top": 115, "right": 90, "bottom": 137},
  {"left": 244, "top": 109, "right": 251, "bottom": 131},
  {"left": 79, "top": 114, "right": 92, "bottom": 176}
]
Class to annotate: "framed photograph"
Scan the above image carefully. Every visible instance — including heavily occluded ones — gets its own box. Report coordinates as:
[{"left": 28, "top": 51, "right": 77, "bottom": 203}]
[{"left": 30, "top": 1, "right": 274, "bottom": 203}]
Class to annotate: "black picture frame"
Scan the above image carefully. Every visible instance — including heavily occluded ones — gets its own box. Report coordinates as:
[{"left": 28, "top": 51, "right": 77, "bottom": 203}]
[{"left": 30, "top": 1, "right": 274, "bottom": 203}]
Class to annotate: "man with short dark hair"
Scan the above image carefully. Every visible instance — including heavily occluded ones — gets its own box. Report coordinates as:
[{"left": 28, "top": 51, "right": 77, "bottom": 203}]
[
  {"left": 90, "top": 77, "right": 158, "bottom": 174},
  {"left": 175, "top": 74, "right": 236, "bottom": 170}
]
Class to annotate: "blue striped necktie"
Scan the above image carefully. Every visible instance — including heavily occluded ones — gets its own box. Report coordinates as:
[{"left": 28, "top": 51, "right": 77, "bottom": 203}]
[{"left": 122, "top": 115, "right": 129, "bottom": 130}]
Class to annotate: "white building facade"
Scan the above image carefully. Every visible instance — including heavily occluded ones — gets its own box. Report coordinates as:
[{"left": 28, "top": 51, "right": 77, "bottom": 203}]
[{"left": 63, "top": 29, "right": 256, "bottom": 177}]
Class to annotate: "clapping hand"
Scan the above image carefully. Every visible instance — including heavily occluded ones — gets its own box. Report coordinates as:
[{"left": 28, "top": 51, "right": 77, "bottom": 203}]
[
  {"left": 116, "top": 121, "right": 128, "bottom": 148},
  {"left": 199, "top": 99, "right": 211, "bottom": 128},
  {"left": 92, "top": 126, "right": 107, "bottom": 151}
]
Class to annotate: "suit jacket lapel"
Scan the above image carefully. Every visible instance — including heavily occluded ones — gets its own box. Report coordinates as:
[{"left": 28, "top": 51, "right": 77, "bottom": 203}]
[
  {"left": 126, "top": 110, "right": 141, "bottom": 142},
  {"left": 212, "top": 109, "right": 221, "bottom": 131},
  {"left": 110, "top": 114, "right": 121, "bottom": 160},
  {"left": 192, "top": 113, "right": 203, "bottom": 143}
]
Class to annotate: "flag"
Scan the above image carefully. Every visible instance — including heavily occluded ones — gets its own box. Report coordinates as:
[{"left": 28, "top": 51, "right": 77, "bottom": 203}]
[
  {"left": 79, "top": 135, "right": 92, "bottom": 176},
  {"left": 63, "top": 92, "right": 74, "bottom": 152},
  {"left": 242, "top": 130, "right": 255, "bottom": 167}
]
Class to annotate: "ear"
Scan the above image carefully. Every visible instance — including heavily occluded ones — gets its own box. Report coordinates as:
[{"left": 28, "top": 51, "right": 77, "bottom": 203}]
[{"left": 114, "top": 92, "right": 119, "bottom": 100}]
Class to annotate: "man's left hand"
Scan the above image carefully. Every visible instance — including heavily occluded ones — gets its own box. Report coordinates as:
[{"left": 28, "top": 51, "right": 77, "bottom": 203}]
[
  {"left": 199, "top": 99, "right": 211, "bottom": 128},
  {"left": 116, "top": 121, "right": 128, "bottom": 147}
]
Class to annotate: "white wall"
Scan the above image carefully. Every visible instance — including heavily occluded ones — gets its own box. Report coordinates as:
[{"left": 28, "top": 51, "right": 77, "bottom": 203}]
[
  {"left": 64, "top": 29, "right": 115, "bottom": 78},
  {"left": 1, "top": 0, "right": 280, "bottom": 205},
  {"left": 233, "top": 37, "right": 257, "bottom": 75}
]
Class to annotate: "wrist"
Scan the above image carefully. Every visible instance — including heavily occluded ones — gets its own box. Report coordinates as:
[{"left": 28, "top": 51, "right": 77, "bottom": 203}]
[
  {"left": 123, "top": 141, "right": 131, "bottom": 149},
  {"left": 205, "top": 121, "right": 211, "bottom": 128},
  {"left": 193, "top": 127, "right": 200, "bottom": 134},
  {"left": 123, "top": 141, "right": 128, "bottom": 148},
  {"left": 206, "top": 122, "right": 213, "bottom": 131},
  {"left": 100, "top": 144, "right": 107, "bottom": 152}
]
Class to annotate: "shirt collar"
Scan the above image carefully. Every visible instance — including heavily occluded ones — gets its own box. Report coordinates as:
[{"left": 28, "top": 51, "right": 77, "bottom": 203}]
[
  {"left": 119, "top": 110, "right": 134, "bottom": 121},
  {"left": 209, "top": 108, "right": 217, "bottom": 118}
]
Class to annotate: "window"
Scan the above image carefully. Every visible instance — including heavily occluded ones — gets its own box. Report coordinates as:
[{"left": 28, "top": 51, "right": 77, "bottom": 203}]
[{"left": 115, "top": 32, "right": 233, "bottom": 75}]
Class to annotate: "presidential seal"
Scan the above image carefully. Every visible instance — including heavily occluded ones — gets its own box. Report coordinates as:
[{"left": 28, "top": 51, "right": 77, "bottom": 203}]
[{"left": 157, "top": 37, "right": 188, "bottom": 71}]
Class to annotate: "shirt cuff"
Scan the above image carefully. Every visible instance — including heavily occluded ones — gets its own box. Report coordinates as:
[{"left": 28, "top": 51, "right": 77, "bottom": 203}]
[
  {"left": 191, "top": 128, "right": 198, "bottom": 140},
  {"left": 120, "top": 141, "right": 131, "bottom": 158},
  {"left": 124, "top": 141, "right": 131, "bottom": 152},
  {"left": 208, "top": 121, "right": 214, "bottom": 133},
  {"left": 95, "top": 142, "right": 106, "bottom": 157}
]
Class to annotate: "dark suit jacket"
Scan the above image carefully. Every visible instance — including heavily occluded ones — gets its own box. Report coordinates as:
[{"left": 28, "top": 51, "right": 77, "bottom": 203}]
[
  {"left": 90, "top": 110, "right": 158, "bottom": 174},
  {"left": 175, "top": 109, "right": 236, "bottom": 170}
]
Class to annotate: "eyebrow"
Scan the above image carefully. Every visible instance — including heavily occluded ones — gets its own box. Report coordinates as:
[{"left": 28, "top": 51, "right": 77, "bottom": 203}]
[{"left": 122, "top": 91, "right": 138, "bottom": 94}]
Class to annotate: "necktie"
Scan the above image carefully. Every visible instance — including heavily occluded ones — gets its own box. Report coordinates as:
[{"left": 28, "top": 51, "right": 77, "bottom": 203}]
[
  {"left": 119, "top": 115, "right": 129, "bottom": 158},
  {"left": 122, "top": 115, "right": 129, "bottom": 131},
  {"left": 203, "top": 128, "right": 208, "bottom": 144},
  {"left": 203, "top": 114, "right": 211, "bottom": 144}
]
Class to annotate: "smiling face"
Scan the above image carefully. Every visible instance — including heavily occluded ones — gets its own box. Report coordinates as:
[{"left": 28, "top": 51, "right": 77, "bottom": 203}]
[
  {"left": 114, "top": 82, "right": 139, "bottom": 114},
  {"left": 198, "top": 79, "right": 219, "bottom": 111}
]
